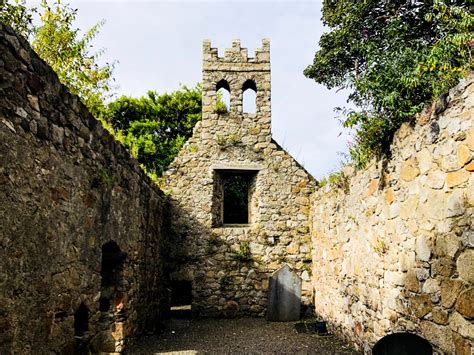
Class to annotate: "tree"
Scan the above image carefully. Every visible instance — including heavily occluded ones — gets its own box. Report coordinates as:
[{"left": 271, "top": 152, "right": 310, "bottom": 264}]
[
  {"left": 305, "top": 0, "right": 473, "bottom": 168},
  {"left": 102, "top": 85, "right": 202, "bottom": 177},
  {"left": 0, "top": 0, "right": 36, "bottom": 38},
  {"left": 1, "top": 0, "right": 115, "bottom": 117},
  {"left": 2, "top": 1, "right": 204, "bottom": 178}
]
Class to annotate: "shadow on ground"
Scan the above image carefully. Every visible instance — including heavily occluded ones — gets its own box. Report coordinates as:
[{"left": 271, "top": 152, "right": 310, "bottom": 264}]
[{"left": 128, "top": 318, "right": 360, "bottom": 354}]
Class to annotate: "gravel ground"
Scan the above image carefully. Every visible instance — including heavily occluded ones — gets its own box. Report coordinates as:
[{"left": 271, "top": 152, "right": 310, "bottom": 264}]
[{"left": 128, "top": 318, "right": 360, "bottom": 355}]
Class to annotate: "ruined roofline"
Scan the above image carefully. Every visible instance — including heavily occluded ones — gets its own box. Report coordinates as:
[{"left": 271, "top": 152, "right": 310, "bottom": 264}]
[
  {"left": 271, "top": 139, "right": 316, "bottom": 183},
  {"left": 203, "top": 38, "right": 270, "bottom": 64}
]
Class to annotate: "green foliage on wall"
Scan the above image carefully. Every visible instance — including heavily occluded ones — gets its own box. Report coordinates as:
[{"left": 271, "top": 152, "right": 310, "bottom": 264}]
[
  {"left": 232, "top": 242, "right": 252, "bottom": 262},
  {"left": 305, "top": 0, "right": 473, "bottom": 168}
]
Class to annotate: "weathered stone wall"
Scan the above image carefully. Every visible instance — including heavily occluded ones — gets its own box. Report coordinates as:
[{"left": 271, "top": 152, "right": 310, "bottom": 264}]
[
  {"left": 311, "top": 74, "right": 474, "bottom": 353},
  {"left": 0, "top": 25, "right": 168, "bottom": 353},
  {"left": 164, "top": 40, "right": 315, "bottom": 317}
]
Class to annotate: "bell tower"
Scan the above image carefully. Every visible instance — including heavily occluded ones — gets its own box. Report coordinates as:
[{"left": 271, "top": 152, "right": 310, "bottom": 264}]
[{"left": 201, "top": 39, "right": 271, "bottom": 143}]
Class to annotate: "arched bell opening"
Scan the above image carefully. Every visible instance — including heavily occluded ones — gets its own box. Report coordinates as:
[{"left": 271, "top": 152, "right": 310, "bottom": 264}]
[
  {"left": 216, "top": 79, "right": 231, "bottom": 113},
  {"left": 242, "top": 79, "right": 257, "bottom": 114}
]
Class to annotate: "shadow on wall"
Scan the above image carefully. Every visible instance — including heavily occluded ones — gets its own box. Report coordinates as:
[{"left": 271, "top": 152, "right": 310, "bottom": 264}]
[{"left": 167, "top": 200, "right": 274, "bottom": 318}]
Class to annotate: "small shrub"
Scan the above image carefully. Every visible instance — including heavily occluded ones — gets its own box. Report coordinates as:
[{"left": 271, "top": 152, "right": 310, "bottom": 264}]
[
  {"left": 98, "top": 167, "right": 113, "bottom": 186},
  {"left": 214, "top": 100, "right": 228, "bottom": 114},
  {"left": 187, "top": 144, "right": 198, "bottom": 153},
  {"left": 227, "top": 133, "right": 241, "bottom": 145},
  {"left": 328, "top": 171, "right": 349, "bottom": 192},
  {"left": 372, "top": 237, "right": 388, "bottom": 256},
  {"left": 205, "top": 233, "right": 219, "bottom": 254},
  {"left": 219, "top": 274, "right": 231, "bottom": 290},
  {"left": 232, "top": 242, "right": 252, "bottom": 262},
  {"left": 215, "top": 133, "right": 227, "bottom": 148}
]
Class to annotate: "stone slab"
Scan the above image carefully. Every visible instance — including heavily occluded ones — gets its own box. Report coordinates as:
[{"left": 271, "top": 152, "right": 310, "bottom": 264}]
[{"left": 266, "top": 264, "right": 301, "bottom": 321}]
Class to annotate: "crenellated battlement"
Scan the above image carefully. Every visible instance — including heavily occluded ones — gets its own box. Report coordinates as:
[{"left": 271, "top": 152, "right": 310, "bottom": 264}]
[{"left": 203, "top": 39, "right": 270, "bottom": 66}]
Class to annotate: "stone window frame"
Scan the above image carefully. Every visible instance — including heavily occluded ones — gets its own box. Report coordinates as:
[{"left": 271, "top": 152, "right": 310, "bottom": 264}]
[{"left": 211, "top": 165, "right": 260, "bottom": 228}]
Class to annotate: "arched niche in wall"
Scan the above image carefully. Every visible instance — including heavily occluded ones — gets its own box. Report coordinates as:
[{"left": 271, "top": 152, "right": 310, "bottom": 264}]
[
  {"left": 242, "top": 79, "right": 257, "bottom": 114},
  {"left": 216, "top": 79, "right": 230, "bottom": 113},
  {"left": 100, "top": 241, "right": 126, "bottom": 320},
  {"left": 372, "top": 333, "right": 432, "bottom": 355}
]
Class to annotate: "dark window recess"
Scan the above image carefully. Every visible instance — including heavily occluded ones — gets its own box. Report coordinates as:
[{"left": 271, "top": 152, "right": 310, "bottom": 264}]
[
  {"left": 170, "top": 280, "right": 192, "bottom": 307},
  {"left": 74, "top": 303, "right": 89, "bottom": 336},
  {"left": 212, "top": 170, "right": 257, "bottom": 226},
  {"left": 223, "top": 174, "right": 252, "bottom": 224}
]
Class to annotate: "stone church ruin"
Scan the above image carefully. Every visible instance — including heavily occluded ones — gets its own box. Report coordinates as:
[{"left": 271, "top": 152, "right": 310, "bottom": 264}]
[
  {"left": 164, "top": 39, "right": 314, "bottom": 318},
  {"left": 1, "top": 22, "right": 473, "bottom": 354}
]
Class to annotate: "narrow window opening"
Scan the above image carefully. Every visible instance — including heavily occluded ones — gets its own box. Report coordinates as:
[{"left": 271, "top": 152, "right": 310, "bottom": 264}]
[
  {"left": 100, "top": 241, "right": 126, "bottom": 325},
  {"left": 212, "top": 170, "right": 257, "bottom": 227},
  {"left": 169, "top": 280, "right": 192, "bottom": 318},
  {"left": 373, "top": 333, "right": 432, "bottom": 355},
  {"left": 243, "top": 79, "right": 257, "bottom": 113},
  {"left": 216, "top": 79, "right": 230, "bottom": 113},
  {"left": 74, "top": 303, "right": 89, "bottom": 353}
]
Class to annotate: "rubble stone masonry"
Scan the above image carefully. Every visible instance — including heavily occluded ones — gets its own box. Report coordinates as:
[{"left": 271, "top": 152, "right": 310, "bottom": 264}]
[
  {"left": 311, "top": 74, "right": 474, "bottom": 354},
  {"left": 164, "top": 40, "right": 315, "bottom": 317},
  {"left": 0, "top": 24, "right": 168, "bottom": 353}
]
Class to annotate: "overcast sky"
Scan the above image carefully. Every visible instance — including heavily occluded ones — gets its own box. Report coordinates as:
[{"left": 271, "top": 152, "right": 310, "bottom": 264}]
[{"left": 31, "top": 0, "right": 353, "bottom": 179}]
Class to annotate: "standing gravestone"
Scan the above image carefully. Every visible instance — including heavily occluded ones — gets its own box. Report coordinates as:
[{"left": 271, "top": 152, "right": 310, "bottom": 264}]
[{"left": 266, "top": 264, "right": 301, "bottom": 321}]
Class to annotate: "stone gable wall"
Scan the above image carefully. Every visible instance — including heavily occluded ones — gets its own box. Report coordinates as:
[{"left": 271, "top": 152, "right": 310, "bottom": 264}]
[
  {"left": 164, "top": 40, "right": 315, "bottom": 317},
  {"left": 0, "top": 25, "right": 169, "bottom": 353},
  {"left": 311, "top": 74, "right": 474, "bottom": 353}
]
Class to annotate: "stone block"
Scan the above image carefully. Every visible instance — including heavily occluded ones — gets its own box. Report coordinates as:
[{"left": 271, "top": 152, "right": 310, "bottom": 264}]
[
  {"left": 426, "top": 170, "right": 445, "bottom": 189},
  {"left": 416, "top": 235, "right": 431, "bottom": 261},
  {"left": 446, "top": 169, "right": 470, "bottom": 188},
  {"left": 432, "top": 308, "right": 449, "bottom": 325},
  {"left": 440, "top": 279, "right": 463, "bottom": 308},
  {"left": 410, "top": 294, "right": 432, "bottom": 318},
  {"left": 449, "top": 312, "right": 474, "bottom": 340},
  {"left": 453, "top": 331, "right": 472, "bottom": 355},
  {"left": 420, "top": 321, "right": 454, "bottom": 354},
  {"left": 455, "top": 288, "right": 474, "bottom": 319},
  {"left": 457, "top": 144, "right": 471, "bottom": 167},
  {"left": 465, "top": 160, "right": 474, "bottom": 171},
  {"left": 400, "top": 158, "right": 420, "bottom": 182},
  {"left": 431, "top": 258, "right": 455, "bottom": 277},
  {"left": 266, "top": 264, "right": 301, "bottom": 321},
  {"left": 422, "top": 278, "right": 440, "bottom": 294},
  {"left": 457, "top": 250, "right": 474, "bottom": 284},
  {"left": 466, "top": 125, "right": 474, "bottom": 150},
  {"left": 405, "top": 272, "right": 419, "bottom": 292},
  {"left": 446, "top": 190, "right": 465, "bottom": 217}
]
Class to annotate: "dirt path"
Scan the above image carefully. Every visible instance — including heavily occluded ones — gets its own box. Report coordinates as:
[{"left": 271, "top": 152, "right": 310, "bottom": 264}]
[{"left": 128, "top": 318, "right": 360, "bottom": 354}]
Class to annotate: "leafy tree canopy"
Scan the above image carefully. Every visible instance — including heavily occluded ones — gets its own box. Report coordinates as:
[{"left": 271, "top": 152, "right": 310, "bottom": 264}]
[
  {"left": 102, "top": 85, "right": 202, "bottom": 178},
  {"left": 305, "top": 0, "right": 473, "bottom": 168},
  {"left": 1, "top": 0, "right": 115, "bottom": 117}
]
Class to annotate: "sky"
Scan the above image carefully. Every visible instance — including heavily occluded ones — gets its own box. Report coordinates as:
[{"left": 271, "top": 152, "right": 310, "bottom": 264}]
[{"left": 29, "top": 0, "right": 353, "bottom": 179}]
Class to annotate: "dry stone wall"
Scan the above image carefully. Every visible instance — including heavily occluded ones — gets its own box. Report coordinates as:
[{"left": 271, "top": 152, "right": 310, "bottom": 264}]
[
  {"left": 164, "top": 40, "right": 315, "bottom": 317},
  {"left": 311, "top": 74, "right": 474, "bottom": 353},
  {"left": 0, "top": 25, "right": 169, "bottom": 353}
]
